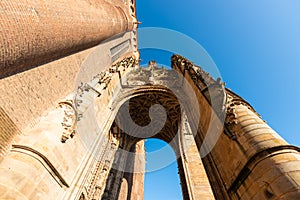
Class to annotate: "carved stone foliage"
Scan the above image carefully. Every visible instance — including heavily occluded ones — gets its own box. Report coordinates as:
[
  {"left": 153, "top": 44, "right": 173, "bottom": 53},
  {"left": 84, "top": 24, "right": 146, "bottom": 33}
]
[
  {"left": 125, "top": 60, "right": 181, "bottom": 87},
  {"left": 110, "top": 56, "right": 137, "bottom": 73},
  {"left": 58, "top": 57, "right": 137, "bottom": 143},
  {"left": 74, "top": 56, "right": 137, "bottom": 104},
  {"left": 58, "top": 101, "right": 77, "bottom": 143},
  {"left": 224, "top": 90, "right": 259, "bottom": 140},
  {"left": 171, "top": 54, "right": 226, "bottom": 118},
  {"left": 171, "top": 54, "right": 217, "bottom": 87}
]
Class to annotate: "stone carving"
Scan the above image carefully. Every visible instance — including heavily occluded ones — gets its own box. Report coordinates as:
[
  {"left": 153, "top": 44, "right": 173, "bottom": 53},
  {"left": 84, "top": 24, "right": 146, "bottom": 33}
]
[
  {"left": 110, "top": 56, "right": 137, "bottom": 73},
  {"left": 79, "top": 193, "right": 86, "bottom": 200},
  {"left": 171, "top": 55, "right": 226, "bottom": 117},
  {"left": 74, "top": 56, "right": 138, "bottom": 122},
  {"left": 57, "top": 57, "right": 137, "bottom": 144},
  {"left": 224, "top": 90, "right": 259, "bottom": 140},
  {"left": 85, "top": 125, "right": 122, "bottom": 200},
  {"left": 171, "top": 54, "right": 216, "bottom": 87},
  {"left": 125, "top": 60, "right": 180, "bottom": 87},
  {"left": 58, "top": 101, "right": 77, "bottom": 143},
  {"left": 117, "top": 91, "right": 180, "bottom": 142}
]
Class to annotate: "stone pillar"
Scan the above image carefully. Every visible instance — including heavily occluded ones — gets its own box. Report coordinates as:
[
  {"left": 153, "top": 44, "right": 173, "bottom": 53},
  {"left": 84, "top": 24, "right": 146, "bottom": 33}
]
[
  {"left": 102, "top": 133, "right": 134, "bottom": 200},
  {"left": 171, "top": 54, "right": 300, "bottom": 199},
  {"left": 118, "top": 178, "right": 129, "bottom": 200},
  {"left": 103, "top": 139, "right": 145, "bottom": 200},
  {"left": 128, "top": 140, "right": 145, "bottom": 200},
  {"left": 163, "top": 120, "right": 213, "bottom": 200},
  {"left": 180, "top": 120, "right": 215, "bottom": 200},
  {"left": 0, "top": 0, "right": 137, "bottom": 78},
  {"left": 225, "top": 91, "right": 300, "bottom": 199}
]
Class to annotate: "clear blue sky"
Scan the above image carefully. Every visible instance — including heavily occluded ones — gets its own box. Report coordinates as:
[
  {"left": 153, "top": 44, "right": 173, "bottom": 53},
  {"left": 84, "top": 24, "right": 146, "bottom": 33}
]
[{"left": 136, "top": 1, "right": 300, "bottom": 199}]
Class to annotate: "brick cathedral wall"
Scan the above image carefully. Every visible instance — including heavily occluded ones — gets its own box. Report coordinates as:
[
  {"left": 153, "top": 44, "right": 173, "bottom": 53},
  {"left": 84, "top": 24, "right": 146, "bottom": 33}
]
[
  {"left": 0, "top": 0, "right": 135, "bottom": 78},
  {"left": 0, "top": 46, "right": 95, "bottom": 156},
  {"left": 0, "top": 0, "right": 137, "bottom": 157},
  {"left": 0, "top": 107, "right": 21, "bottom": 157}
]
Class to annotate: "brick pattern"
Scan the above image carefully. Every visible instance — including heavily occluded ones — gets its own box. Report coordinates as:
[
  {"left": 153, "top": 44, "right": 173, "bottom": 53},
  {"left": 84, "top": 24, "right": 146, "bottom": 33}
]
[
  {"left": 0, "top": 0, "right": 134, "bottom": 78},
  {"left": 0, "top": 52, "right": 139, "bottom": 200},
  {"left": 0, "top": 46, "right": 94, "bottom": 129},
  {"left": 0, "top": 107, "right": 21, "bottom": 157}
]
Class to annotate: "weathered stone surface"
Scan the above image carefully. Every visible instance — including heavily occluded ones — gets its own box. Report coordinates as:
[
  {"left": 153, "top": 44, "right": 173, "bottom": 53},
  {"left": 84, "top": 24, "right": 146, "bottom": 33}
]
[{"left": 0, "top": 1, "right": 300, "bottom": 200}]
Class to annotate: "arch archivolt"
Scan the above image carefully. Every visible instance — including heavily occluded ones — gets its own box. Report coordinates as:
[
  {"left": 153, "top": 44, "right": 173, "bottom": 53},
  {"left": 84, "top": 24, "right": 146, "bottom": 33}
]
[{"left": 86, "top": 59, "right": 216, "bottom": 200}]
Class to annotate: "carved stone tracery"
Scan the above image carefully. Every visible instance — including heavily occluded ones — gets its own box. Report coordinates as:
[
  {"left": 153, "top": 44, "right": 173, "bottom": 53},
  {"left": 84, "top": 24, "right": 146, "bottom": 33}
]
[
  {"left": 85, "top": 126, "right": 122, "bottom": 200},
  {"left": 115, "top": 61, "right": 183, "bottom": 142},
  {"left": 58, "top": 57, "right": 137, "bottom": 143},
  {"left": 126, "top": 92, "right": 181, "bottom": 142}
]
